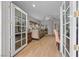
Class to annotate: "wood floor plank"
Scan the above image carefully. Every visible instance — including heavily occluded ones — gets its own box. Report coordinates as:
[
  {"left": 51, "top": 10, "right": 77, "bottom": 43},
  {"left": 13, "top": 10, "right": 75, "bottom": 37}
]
[{"left": 15, "top": 35, "right": 61, "bottom": 57}]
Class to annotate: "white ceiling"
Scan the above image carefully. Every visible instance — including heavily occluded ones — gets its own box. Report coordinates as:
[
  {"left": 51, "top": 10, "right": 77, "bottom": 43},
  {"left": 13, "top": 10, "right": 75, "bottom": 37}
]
[{"left": 13, "top": 1, "right": 62, "bottom": 21}]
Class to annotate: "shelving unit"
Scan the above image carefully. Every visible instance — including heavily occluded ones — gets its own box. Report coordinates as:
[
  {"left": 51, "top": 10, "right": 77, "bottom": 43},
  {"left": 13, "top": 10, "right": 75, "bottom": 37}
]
[{"left": 28, "top": 21, "right": 48, "bottom": 39}]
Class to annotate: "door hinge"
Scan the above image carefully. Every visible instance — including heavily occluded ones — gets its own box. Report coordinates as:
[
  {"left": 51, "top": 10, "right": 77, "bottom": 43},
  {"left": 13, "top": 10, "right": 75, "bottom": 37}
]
[{"left": 74, "top": 45, "right": 79, "bottom": 51}]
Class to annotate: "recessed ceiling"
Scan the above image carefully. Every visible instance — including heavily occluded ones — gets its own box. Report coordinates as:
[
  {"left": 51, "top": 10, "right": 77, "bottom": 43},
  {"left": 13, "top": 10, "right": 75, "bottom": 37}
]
[{"left": 12, "top": 1, "right": 62, "bottom": 21}]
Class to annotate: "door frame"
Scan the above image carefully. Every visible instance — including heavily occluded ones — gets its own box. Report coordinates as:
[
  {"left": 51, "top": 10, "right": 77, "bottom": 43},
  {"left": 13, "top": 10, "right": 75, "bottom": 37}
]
[
  {"left": 60, "top": 1, "right": 78, "bottom": 57},
  {"left": 0, "top": 1, "right": 2, "bottom": 57}
]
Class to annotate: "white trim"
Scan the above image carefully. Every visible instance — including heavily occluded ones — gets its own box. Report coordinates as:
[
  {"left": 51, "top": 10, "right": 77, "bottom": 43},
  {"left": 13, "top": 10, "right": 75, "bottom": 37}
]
[
  {"left": 63, "top": 44, "right": 70, "bottom": 56},
  {"left": 60, "top": 1, "right": 72, "bottom": 57},
  {"left": 71, "top": 1, "right": 76, "bottom": 57},
  {"left": 15, "top": 44, "right": 27, "bottom": 54},
  {"left": 60, "top": 6, "right": 63, "bottom": 54},
  {"left": 14, "top": 4, "right": 27, "bottom": 15},
  {"left": 0, "top": 1, "right": 2, "bottom": 57}
]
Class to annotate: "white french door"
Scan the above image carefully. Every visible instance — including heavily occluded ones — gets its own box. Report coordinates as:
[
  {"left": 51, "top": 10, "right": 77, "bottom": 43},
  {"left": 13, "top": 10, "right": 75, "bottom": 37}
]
[
  {"left": 60, "top": 1, "right": 79, "bottom": 57},
  {"left": 11, "top": 3, "right": 27, "bottom": 56},
  {"left": 60, "top": 1, "right": 71, "bottom": 57}
]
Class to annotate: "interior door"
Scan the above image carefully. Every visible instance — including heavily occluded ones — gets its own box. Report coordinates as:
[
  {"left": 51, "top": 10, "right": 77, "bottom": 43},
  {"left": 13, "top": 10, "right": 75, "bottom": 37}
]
[
  {"left": 74, "top": 1, "right": 79, "bottom": 57},
  {"left": 11, "top": 3, "right": 27, "bottom": 57}
]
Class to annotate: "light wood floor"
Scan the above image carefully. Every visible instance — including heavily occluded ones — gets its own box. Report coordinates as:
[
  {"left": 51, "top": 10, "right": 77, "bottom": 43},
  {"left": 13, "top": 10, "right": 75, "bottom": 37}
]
[{"left": 16, "top": 35, "right": 61, "bottom": 57}]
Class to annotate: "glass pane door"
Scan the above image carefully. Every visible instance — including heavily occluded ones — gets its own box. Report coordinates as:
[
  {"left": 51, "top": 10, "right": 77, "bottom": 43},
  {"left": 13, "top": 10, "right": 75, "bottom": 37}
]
[
  {"left": 11, "top": 3, "right": 27, "bottom": 57},
  {"left": 22, "top": 13, "right": 26, "bottom": 46},
  {"left": 65, "top": 1, "right": 70, "bottom": 56},
  {"left": 15, "top": 9, "right": 21, "bottom": 50},
  {"left": 15, "top": 9, "right": 26, "bottom": 51},
  {"left": 62, "top": 1, "right": 70, "bottom": 57}
]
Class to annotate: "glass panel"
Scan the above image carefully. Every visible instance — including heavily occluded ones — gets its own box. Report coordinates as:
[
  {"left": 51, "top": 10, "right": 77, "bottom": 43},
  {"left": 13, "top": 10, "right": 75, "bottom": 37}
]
[
  {"left": 66, "top": 51, "right": 69, "bottom": 57},
  {"left": 15, "top": 34, "right": 21, "bottom": 41},
  {"left": 22, "top": 13, "right": 26, "bottom": 20},
  {"left": 63, "top": 25, "right": 65, "bottom": 35},
  {"left": 63, "top": 15, "right": 65, "bottom": 24},
  {"left": 76, "top": 1, "right": 78, "bottom": 57},
  {"left": 22, "top": 33, "right": 26, "bottom": 38},
  {"left": 66, "top": 38, "right": 70, "bottom": 52},
  {"left": 15, "top": 8, "right": 26, "bottom": 51},
  {"left": 22, "top": 27, "right": 26, "bottom": 32},
  {"left": 15, "top": 17, "right": 21, "bottom": 25},
  {"left": 15, "top": 26, "right": 21, "bottom": 33},
  {"left": 15, "top": 41, "right": 21, "bottom": 50},
  {"left": 63, "top": 2, "right": 65, "bottom": 11},
  {"left": 15, "top": 9, "right": 21, "bottom": 18},
  {"left": 65, "top": 1, "right": 69, "bottom": 9},
  {"left": 15, "top": 20, "right": 21, "bottom": 25},
  {"left": 63, "top": 36, "right": 65, "bottom": 45},
  {"left": 22, "top": 21, "right": 26, "bottom": 26},
  {"left": 66, "top": 24, "right": 70, "bottom": 37},
  {"left": 63, "top": 45, "right": 65, "bottom": 54},
  {"left": 22, "top": 39, "right": 26, "bottom": 45},
  {"left": 15, "top": 16, "right": 21, "bottom": 21},
  {"left": 66, "top": 8, "right": 70, "bottom": 22}
]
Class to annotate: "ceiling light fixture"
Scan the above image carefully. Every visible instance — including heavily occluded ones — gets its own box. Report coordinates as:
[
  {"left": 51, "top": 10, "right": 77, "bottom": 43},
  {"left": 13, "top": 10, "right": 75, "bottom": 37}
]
[
  {"left": 32, "top": 4, "right": 36, "bottom": 7},
  {"left": 32, "top": 1, "right": 36, "bottom": 7}
]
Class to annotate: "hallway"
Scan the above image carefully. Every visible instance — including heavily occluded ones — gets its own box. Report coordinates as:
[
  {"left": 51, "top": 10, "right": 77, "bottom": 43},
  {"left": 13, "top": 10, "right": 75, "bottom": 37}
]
[
  {"left": 16, "top": 35, "right": 61, "bottom": 57},
  {"left": 1, "top": 1, "right": 79, "bottom": 57}
]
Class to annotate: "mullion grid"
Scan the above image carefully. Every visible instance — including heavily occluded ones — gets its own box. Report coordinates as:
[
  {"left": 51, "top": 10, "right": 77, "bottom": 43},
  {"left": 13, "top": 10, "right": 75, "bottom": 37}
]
[{"left": 62, "top": 1, "right": 70, "bottom": 57}]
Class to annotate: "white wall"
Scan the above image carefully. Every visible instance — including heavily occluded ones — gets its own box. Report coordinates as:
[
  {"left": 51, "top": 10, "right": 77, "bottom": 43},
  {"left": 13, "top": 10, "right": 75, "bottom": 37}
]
[
  {"left": 0, "top": 1, "right": 2, "bottom": 57},
  {"left": 41, "top": 19, "right": 54, "bottom": 35},
  {"left": 41, "top": 18, "right": 60, "bottom": 35},
  {"left": 47, "top": 20, "right": 53, "bottom": 35},
  {"left": 2, "top": 1, "right": 11, "bottom": 57},
  {"left": 28, "top": 16, "right": 41, "bottom": 24}
]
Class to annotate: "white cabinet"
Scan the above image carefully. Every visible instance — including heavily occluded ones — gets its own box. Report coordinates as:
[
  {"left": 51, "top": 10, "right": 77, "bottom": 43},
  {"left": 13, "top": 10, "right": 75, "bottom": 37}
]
[{"left": 11, "top": 3, "right": 28, "bottom": 56}]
